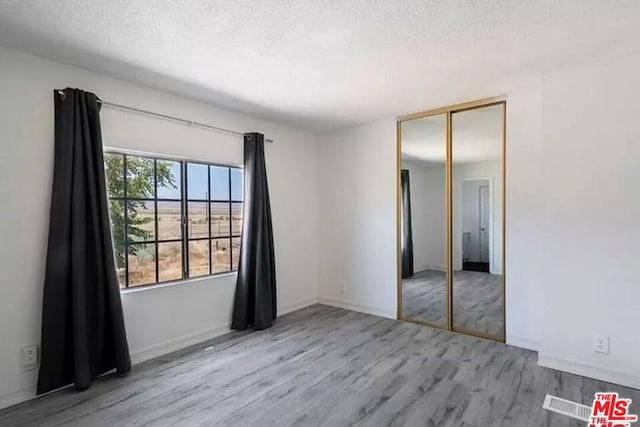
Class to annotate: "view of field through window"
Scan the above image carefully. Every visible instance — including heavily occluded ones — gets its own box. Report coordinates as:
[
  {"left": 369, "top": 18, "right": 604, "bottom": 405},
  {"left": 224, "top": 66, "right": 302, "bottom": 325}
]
[{"left": 105, "top": 153, "right": 243, "bottom": 288}]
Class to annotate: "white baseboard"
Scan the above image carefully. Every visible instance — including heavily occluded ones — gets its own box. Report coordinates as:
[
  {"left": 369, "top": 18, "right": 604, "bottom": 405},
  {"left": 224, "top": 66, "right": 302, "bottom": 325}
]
[
  {"left": 0, "top": 321, "right": 237, "bottom": 410},
  {"left": 0, "top": 389, "right": 35, "bottom": 411},
  {"left": 279, "top": 298, "right": 318, "bottom": 316},
  {"left": 130, "top": 323, "right": 231, "bottom": 365},
  {"left": 506, "top": 335, "right": 539, "bottom": 352},
  {"left": 317, "top": 296, "right": 396, "bottom": 319},
  {"left": 0, "top": 297, "right": 319, "bottom": 411},
  {"left": 131, "top": 297, "right": 318, "bottom": 365},
  {"left": 0, "top": 381, "right": 77, "bottom": 411},
  {"left": 538, "top": 353, "right": 640, "bottom": 390}
]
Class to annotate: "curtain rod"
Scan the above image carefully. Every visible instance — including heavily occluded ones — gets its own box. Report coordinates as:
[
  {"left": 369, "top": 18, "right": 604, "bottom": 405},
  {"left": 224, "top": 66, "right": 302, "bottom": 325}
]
[{"left": 56, "top": 90, "right": 274, "bottom": 143}]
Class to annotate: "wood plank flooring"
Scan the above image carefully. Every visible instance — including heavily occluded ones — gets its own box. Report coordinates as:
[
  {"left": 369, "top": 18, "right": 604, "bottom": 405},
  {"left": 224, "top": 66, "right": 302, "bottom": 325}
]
[
  {"left": 0, "top": 304, "right": 637, "bottom": 426},
  {"left": 402, "top": 269, "right": 504, "bottom": 338}
]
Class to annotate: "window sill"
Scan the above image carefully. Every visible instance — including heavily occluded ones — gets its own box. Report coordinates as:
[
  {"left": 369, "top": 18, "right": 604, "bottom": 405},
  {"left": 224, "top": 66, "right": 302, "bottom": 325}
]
[{"left": 120, "top": 271, "right": 238, "bottom": 294}]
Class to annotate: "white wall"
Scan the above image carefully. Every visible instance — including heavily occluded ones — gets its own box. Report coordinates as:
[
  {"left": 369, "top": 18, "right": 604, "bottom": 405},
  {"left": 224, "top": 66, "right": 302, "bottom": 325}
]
[
  {"left": 536, "top": 52, "right": 640, "bottom": 388},
  {"left": 316, "top": 119, "right": 397, "bottom": 318},
  {"left": 503, "top": 79, "right": 544, "bottom": 352},
  {"left": 0, "top": 46, "right": 319, "bottom": 408},
  {"left": 401, "top": 160, "right": 446, "bottom": 272},
  {"left": 316, "top": 52, "right": 640, "bottom": 388}
]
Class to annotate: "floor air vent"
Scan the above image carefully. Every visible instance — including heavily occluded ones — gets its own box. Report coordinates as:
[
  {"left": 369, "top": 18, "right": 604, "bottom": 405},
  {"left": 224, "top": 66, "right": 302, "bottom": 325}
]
[{"left": 543, "top": 394, "right": 591, "bottom": 422}]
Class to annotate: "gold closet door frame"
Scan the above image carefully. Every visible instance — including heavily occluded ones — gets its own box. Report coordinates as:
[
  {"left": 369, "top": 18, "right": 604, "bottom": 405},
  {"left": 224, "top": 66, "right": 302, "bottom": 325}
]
[{"left": 396, "top": 96, "right": 507, "bottom": 343}]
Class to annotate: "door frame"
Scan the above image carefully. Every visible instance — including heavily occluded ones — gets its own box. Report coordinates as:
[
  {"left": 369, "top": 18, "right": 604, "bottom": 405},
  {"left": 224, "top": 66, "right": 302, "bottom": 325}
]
[
  {"left": 396, "top": 96, "right": 506, "bottom": 343},
  {"left": 460, "top": 176, "right": 494, "bottom": 273}
]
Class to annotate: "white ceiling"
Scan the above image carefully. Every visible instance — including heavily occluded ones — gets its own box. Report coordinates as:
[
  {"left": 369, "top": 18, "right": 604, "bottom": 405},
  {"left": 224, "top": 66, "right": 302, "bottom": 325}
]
[
  {"left": 0, "top": 1, "right": 639, "bottom": 132},
  {"left": 401, "top": 104, "right": 503, "bottom": 165}
]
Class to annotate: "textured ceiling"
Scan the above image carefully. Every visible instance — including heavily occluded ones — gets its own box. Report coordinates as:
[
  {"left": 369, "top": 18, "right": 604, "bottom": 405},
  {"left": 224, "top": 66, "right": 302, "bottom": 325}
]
[
  {"left": 0, "top": 1, "right": 639, "bottom": 132},
  {"left": 402, "top": 104, "right": 503, "bottom": 165}
]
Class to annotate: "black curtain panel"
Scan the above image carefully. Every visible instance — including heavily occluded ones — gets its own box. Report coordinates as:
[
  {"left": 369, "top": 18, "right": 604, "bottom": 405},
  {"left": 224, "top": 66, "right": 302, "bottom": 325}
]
[
  {"left": 231, "top": 132, "right": 277, "bottom": 330},
  {"left": 401, "top": 169, "right": 414, "bottom": 279},
  {"left": 37, "top": 88, "right": 131, "bottom": 395}
]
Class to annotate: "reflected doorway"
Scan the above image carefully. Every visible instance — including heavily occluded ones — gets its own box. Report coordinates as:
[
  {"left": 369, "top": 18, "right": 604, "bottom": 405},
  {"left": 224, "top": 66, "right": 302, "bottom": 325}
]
[{"left": 462, "top": 179, "right": 491, "bottom": 273}]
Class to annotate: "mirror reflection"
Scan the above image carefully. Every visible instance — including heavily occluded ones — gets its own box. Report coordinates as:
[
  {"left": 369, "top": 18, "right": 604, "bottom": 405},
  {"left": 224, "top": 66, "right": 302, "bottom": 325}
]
[
  {"left": 451, "top": 104, "right": 504, "bottom": 339},
  {"left": 400, "top": 113, "right": 447, "bottom": 327}
]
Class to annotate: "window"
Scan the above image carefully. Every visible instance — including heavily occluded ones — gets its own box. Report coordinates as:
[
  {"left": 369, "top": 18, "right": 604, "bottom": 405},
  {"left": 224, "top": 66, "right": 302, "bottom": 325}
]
[{"left": 105, "top": 152, "right": 243, "bottom": 289}]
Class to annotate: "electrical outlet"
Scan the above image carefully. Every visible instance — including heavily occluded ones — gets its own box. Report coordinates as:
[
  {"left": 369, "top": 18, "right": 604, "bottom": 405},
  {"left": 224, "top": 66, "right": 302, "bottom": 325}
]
[
  {"left": 593, "top": 336, "right": 609, "bottom": 354},
  {"left": 22, "top": 345, "right": 39, "bottom": 370},
  {"left": 340, "top": 283, "right": 346, "bottom": 294}
]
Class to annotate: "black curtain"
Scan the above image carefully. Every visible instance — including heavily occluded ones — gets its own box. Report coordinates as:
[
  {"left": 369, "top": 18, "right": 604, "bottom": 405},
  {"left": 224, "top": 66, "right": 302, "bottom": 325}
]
[
  {"left": 401, "top": 169, "right": 414, "bottom": 279},
  {"left": 231, "top": 133, "right": 277, "bottom": 330},
  {"left": 37, "top": 88, "right": 131, "bottom": 395}
]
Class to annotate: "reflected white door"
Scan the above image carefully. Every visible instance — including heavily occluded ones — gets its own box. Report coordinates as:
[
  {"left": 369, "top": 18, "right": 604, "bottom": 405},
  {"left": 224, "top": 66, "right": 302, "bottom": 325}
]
[{"left": 479, "top": 185, "right": 490, "bottom": 264}]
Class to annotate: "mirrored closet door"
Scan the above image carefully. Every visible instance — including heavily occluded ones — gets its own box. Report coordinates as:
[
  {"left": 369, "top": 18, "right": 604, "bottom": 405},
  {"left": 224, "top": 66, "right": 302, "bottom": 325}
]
[
  {"left": 398, "top": 99, "right": 505, "bottom": 342},
  {"left": 398, "top": 113, "right": 448, "bottom": 329},
  {"left": 451, "top": 103, "right": 505, "bottom": 341}
]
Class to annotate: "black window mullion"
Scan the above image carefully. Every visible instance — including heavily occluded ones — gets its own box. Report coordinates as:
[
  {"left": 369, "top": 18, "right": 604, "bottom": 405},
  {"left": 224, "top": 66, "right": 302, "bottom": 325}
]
[
  {"left": 228, "top": 167, "right": 233, "bottom": 273},
  {"left": 154, "top": 159, "right": 159, "bottom": 283},
  {"left": 109, "top": 197, "right": 181, "bottom": 202},
  {"left": 208, "top": 165, "right": 212, "bottom": 275},
  {"left": 156, "top": 238, "right": 182, "bottom": 243},
  {"left": 123, "top": 154, "right": 129, "bottom": 288},
  {"left": 183, "top": 161, "right": 189, "bottom": 278},
  {"left": 125, "top": 240, "right": 158, "bottom": 245}
]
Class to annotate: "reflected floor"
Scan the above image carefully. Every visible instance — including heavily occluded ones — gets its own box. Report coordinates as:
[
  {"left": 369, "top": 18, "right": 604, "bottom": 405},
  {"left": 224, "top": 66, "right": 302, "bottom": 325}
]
[
  {"left": 402, "top": 269, "right": 504, "bottom": 338},
  {"left": 402, "top": 270, "right": 447, "bottom": 327}
]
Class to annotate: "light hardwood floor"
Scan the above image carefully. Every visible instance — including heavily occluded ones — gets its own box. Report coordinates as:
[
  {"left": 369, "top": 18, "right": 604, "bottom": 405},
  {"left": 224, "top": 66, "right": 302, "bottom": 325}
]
[
  {"left": 402, "top": 269, "right": 504, "bottom": 338},
  {"left": 0, "top": 305, "right": 637, "bottom": 426}
]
